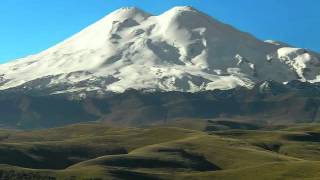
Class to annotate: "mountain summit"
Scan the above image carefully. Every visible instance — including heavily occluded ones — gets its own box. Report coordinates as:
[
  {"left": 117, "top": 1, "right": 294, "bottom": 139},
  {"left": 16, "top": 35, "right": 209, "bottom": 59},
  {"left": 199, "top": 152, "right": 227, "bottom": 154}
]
[{"left": 1, "top": 6, "right": 319, "bottom": 95}]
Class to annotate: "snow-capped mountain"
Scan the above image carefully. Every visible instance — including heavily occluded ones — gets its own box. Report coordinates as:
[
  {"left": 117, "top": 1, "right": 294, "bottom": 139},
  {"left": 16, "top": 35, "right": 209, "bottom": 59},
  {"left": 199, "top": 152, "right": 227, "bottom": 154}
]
[{"left": 1, "top": 6, "right": 320, "bottom": 95}]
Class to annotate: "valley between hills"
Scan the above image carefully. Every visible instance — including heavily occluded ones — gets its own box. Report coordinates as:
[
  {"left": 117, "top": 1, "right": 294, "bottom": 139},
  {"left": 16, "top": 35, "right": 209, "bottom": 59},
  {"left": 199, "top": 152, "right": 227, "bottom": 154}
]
[{"left": 1, "top": 121, "right": 320, "bottom": 179}]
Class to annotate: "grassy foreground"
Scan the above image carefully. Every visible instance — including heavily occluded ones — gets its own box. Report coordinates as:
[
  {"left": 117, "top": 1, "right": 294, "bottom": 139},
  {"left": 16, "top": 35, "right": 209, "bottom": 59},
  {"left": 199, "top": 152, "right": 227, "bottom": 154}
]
[{"left": 1, "top": 120, "right": 320, "bottom": 179}]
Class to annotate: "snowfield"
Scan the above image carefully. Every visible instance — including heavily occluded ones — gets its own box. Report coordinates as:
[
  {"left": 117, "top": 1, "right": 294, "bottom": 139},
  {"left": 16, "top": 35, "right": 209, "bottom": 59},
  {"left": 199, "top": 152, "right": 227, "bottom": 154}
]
[{"left": 0, "top": 6, "right": 319, "bottom": 94}]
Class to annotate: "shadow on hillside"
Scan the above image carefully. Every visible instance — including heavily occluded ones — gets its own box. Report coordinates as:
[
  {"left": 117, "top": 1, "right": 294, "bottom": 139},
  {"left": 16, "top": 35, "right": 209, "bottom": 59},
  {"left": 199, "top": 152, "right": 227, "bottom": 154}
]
[
  {"left": 110, "top": 169, "right": 162, "bottom": 180},
  {"left": 286, "top": 132, "right": 320, "bottom": 142},
  {"left": 0, "top": 145, "right": 128, "bottom": 170},
  {"left": 205, "top": 120, "right": 261, "bottom": 131}
]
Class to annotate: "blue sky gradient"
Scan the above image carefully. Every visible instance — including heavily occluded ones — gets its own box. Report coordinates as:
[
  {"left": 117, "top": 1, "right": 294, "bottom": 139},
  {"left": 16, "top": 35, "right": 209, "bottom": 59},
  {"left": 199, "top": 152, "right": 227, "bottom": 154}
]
[{"left": 0, "top": 0, "right": 319, "bottom": 63}]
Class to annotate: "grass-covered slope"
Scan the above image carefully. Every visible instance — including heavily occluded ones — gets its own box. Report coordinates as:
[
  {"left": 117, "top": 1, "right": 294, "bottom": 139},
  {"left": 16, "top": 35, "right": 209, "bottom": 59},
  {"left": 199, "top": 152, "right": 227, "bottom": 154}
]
[{"left": 1, "top": 121, "right": 320, "bottom": 179}]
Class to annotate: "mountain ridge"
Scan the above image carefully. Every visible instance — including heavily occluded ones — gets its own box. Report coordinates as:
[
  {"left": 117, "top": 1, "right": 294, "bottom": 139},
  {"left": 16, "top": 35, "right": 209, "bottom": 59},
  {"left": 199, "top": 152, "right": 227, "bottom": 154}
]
[
  {"left": 0, "top": 6, "right": 319, "bottom": 95},
  {"left": 0, "top": 80, "right": 319, "bottom": 129}
]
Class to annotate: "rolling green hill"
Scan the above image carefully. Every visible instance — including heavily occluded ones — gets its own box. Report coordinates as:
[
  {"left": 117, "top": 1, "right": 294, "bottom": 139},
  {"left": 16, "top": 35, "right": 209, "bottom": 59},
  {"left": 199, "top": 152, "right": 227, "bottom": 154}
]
[{"left": 1, "top": 121, "right": 320, "bottom": 179}]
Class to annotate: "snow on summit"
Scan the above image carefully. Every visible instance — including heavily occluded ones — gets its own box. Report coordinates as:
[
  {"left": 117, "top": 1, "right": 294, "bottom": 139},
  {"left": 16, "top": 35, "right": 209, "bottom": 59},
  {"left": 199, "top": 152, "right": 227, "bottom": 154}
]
[{"left": 0, "top": 6, "right": 320, "bottom": 94}]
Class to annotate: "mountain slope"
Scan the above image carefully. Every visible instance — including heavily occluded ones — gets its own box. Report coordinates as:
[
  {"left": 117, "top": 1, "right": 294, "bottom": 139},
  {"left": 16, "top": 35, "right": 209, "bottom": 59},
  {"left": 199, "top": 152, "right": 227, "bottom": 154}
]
[
  {"left": 0, "top": 6, "right": 319, "bottom": 95},
  {"left": 1, "top": 82, "right": 320, "bottom": 129}
]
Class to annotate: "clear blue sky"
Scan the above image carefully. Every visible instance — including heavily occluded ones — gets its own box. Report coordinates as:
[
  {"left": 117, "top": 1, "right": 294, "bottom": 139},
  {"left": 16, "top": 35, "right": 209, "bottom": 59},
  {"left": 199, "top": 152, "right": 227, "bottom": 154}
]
[{"left": 0, "top": 0, "right": 319, "bottom": 63}]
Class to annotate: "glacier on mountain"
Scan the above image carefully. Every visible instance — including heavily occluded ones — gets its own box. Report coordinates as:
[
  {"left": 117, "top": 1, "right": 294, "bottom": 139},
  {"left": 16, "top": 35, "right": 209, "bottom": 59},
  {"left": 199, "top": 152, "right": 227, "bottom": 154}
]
[{"left": 0, "top": 6, "right": 319, "bottom": 95}]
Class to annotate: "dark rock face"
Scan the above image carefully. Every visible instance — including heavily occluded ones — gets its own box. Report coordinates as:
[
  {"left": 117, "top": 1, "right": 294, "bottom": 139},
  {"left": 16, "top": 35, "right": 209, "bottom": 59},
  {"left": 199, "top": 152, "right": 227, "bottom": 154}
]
[{"left": 0, "top": 80, "right": 320, "bottom": 129}]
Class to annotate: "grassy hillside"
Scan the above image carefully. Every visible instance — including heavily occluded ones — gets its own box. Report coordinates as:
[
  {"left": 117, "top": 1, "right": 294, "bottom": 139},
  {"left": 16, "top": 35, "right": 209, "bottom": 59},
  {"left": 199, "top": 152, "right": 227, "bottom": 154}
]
[{"left": 1, "top": 121, "right": 320, "bottom": 179}]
